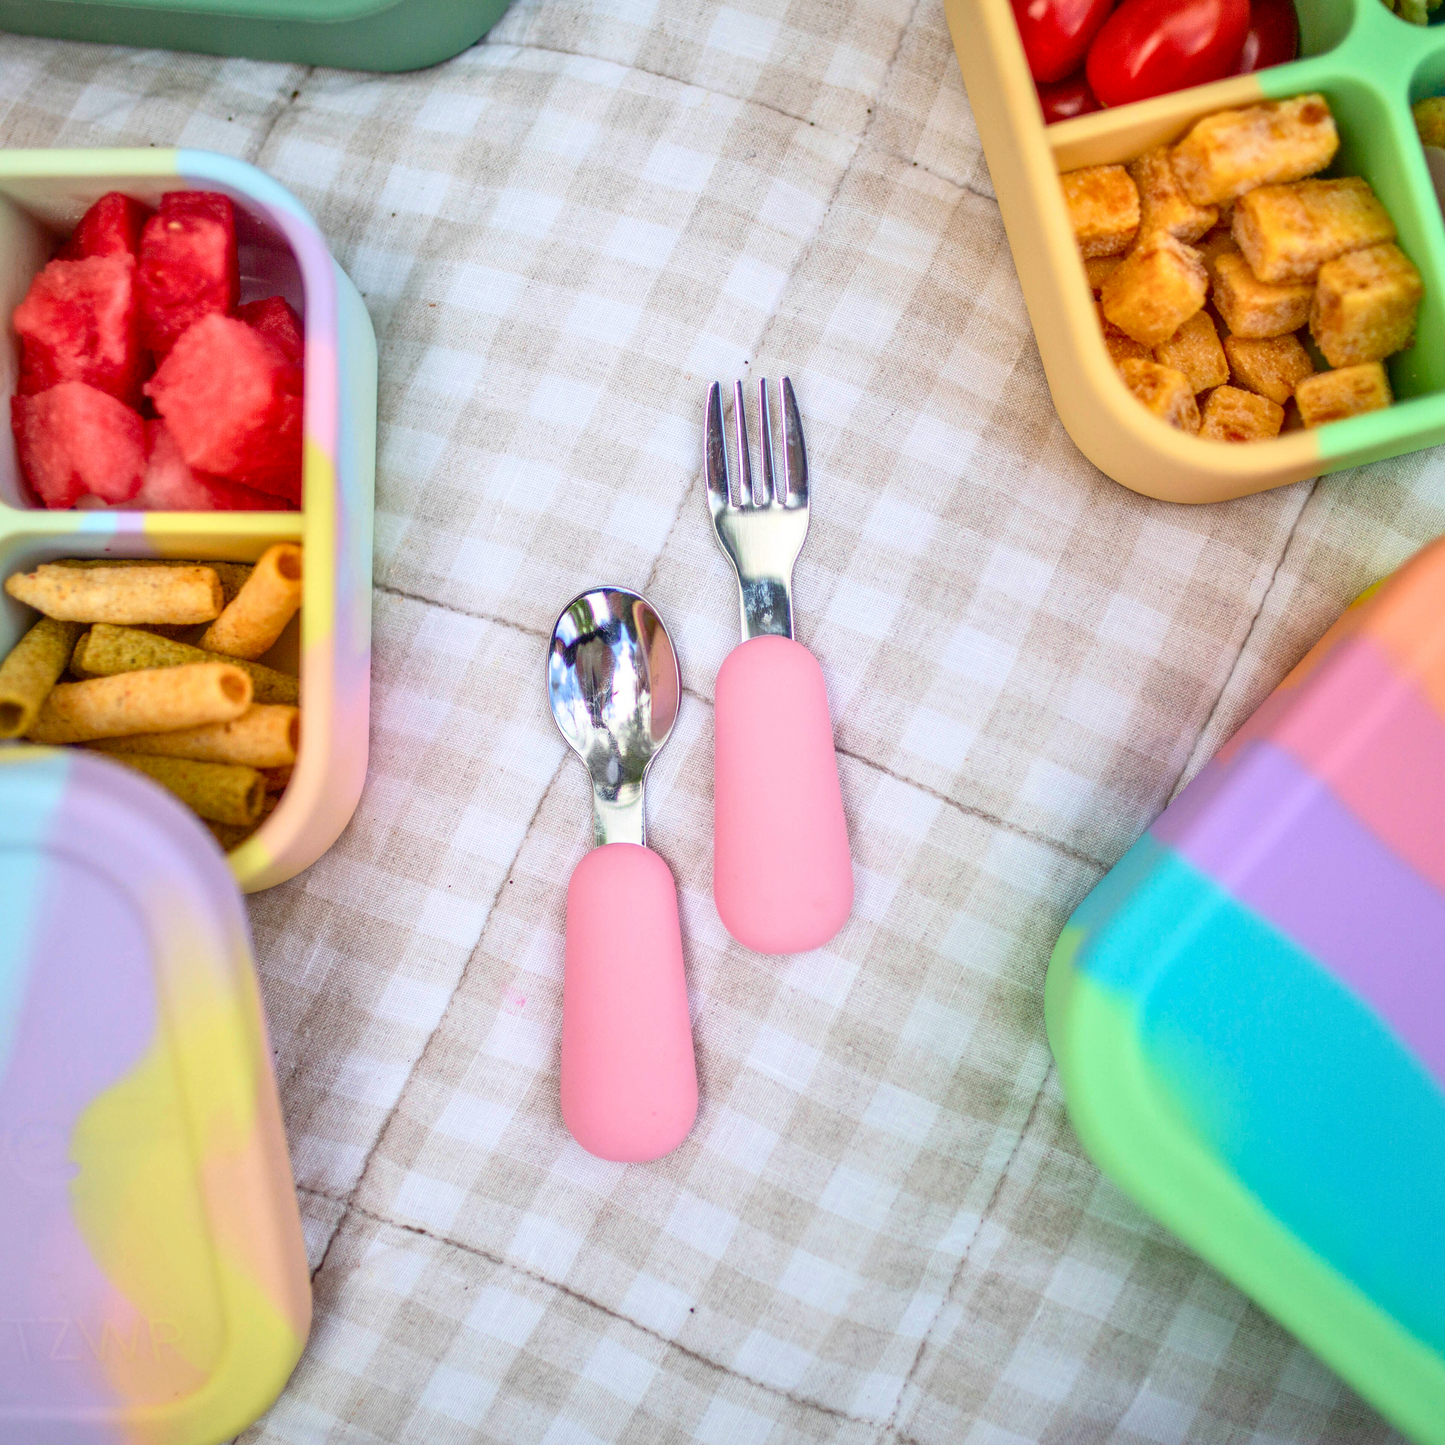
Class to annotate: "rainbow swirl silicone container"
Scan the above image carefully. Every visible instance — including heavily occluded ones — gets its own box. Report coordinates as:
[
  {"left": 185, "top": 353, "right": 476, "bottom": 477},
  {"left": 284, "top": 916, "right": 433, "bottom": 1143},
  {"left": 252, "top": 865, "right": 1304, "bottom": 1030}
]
[
  {"left": 1047, "top": 537, "right": 1445, "bottom": 1441},
  {"left": 945, "top": 0, "right": 1445, "bottom": 502},
  {"left": 0, "top": 747, "right": 310, "bottom": 1443},
  {"left": 0, "top": 148, "right": 378, "bottom": 892}
]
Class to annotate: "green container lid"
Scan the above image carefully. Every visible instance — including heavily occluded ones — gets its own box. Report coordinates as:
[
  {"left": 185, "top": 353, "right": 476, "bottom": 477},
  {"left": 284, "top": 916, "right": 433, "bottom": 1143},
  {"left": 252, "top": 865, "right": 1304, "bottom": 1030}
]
[{"left": 0, "top": 0, "right": 511, "bottom": 73}]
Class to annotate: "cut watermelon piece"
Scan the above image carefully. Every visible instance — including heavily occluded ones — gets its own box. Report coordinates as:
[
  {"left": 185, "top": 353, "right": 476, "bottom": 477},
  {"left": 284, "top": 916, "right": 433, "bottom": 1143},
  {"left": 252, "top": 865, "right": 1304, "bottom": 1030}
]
[
  {"left": 13, "top": 254, "right": 143, "bottom": 405},
  {"left": 237, "top": 295, "right": 304, "bottom": 364},
  {"left": 11, "top": 383, "right": 145, "bottom": 508},
  {"left": 137, "top": 191, "right": 239, "bottom": 356},
  {"left": 58, "top": 192, "right": 151, "bottom": 261},
  {"left": 145, "top": 313, "right": 302, "bottom": 503},
  {"left": 129, "top": 420, "right": 287, "bottom": 511}
]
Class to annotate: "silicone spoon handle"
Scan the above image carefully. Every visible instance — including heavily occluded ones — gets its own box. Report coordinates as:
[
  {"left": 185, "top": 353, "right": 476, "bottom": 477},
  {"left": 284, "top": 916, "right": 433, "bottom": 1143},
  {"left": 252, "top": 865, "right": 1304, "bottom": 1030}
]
[
  {"left": 713, "top": 634, "right": 853, "bottom": 954},
  {"left": 561, "top": 842, "right": 698, "bottom": 1162}
]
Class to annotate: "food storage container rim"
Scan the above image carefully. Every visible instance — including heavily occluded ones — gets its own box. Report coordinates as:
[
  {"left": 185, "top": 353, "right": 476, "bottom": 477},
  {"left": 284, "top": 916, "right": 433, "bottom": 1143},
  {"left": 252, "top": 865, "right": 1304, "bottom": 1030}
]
[{"left": 0, "top": 744, "right": 252, "bottom": 929}]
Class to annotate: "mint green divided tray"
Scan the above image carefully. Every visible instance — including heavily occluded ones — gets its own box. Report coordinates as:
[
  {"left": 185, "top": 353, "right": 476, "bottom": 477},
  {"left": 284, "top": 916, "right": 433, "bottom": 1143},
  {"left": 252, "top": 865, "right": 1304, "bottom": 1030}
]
[
  {"left": 946, "top": 0, "right": 1445, "bottom": 500},
  {"left": 0, "top": 0, "right": 511, "bottom": 72}
]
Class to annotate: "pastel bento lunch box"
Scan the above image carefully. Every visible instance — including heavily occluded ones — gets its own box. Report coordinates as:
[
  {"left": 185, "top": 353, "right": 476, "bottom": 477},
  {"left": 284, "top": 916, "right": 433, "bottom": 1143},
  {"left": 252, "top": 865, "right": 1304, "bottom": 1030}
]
[
  {"left": 0, "top": 148, "right": 378, "bottom": 893},
  {"left": 1047, "top": 537, "right": 1445, "bottom": 1440},
  {"left": 1, "top": 748, "right": 311, "bottom": 1444},
  {"left": 945, "top": 0, "right": 1445, "bottom": 502}
]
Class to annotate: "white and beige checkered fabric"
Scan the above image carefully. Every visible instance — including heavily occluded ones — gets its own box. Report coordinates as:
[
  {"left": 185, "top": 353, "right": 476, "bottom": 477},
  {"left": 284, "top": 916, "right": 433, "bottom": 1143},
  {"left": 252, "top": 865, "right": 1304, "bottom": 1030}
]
[{"left": 0, "top": 6, "right": 1434, "bottom": 1442}]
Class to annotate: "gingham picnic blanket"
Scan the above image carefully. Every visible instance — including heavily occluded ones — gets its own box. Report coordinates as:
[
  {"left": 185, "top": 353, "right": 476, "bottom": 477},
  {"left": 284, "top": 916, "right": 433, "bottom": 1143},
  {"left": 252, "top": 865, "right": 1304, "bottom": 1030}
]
[{"left": 0, "top": 6, "right": 1430, "bottom": 1441}]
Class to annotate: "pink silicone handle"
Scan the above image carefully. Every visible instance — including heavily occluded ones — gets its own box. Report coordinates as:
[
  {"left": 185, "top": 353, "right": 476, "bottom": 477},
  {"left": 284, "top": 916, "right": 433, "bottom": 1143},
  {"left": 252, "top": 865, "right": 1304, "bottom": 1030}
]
[
  {"left": 561, "top": 842, "right": 698, "bottom": 1162},
  {"left": 714, "top": 634, "right": 853, "bottom": 953}
]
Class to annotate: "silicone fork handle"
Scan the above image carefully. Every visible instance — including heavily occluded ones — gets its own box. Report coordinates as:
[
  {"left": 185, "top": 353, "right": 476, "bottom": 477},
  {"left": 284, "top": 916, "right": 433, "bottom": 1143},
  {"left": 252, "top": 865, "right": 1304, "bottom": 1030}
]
[
  {"left": 714, "top": 635, "right": 853, "bottom": 953},
  {"left": 561, "top": 842, "right": 698, "bottom": 1162}
]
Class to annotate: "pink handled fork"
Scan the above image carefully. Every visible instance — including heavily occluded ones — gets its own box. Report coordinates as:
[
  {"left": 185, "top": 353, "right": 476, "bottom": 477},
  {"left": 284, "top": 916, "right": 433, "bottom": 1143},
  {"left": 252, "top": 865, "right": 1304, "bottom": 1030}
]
[{"left": 705, "top": 378, "right": 853, "bottom": 954}]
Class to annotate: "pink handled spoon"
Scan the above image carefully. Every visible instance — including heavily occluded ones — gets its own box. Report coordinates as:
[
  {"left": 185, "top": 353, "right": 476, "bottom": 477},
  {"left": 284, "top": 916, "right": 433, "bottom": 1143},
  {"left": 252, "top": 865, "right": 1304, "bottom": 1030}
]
[
  {"left": 705, "top": 379, "right": 853, "bottom": 954},
  {"left": 547, "top": 587, "right": 697, "bottom": 1161}
]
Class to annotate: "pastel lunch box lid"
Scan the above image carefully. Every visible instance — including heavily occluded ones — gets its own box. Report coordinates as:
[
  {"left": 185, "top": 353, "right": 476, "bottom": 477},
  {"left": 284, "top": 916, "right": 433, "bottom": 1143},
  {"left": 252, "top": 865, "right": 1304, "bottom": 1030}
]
[
  {"left": 1045, "top": 540, "right": 1445, "bottom": 1443},
  {"left": 0, "top": 0, "right": 513, "bottom": 71},
  {"left": 0, "top": 747, "right": 309, "bottom": 1441}
]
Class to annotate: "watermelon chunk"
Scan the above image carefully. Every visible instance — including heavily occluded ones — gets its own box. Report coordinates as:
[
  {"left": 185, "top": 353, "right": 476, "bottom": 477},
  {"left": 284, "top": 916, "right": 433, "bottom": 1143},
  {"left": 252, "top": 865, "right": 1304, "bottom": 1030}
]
[
  {"left": 129, "top": 420, "right": 285, "bottom": 511},
  {"left": 237, "top": 295, "right": 304, "bottom": 364},
  {"left": 137, "top": 191, "right": 239, "bottom": 356},
  {"left": 11, "top": 383, "right": 145, "bottom": 508},
  {"left": 13, "top": 254, "right": 143, "bottom": 405},
  {"left": 145, "top": 313, "right": 302, "bottom": 502},
  {"left": 58, "top": 192, "right": 151, "bottom": 261}
]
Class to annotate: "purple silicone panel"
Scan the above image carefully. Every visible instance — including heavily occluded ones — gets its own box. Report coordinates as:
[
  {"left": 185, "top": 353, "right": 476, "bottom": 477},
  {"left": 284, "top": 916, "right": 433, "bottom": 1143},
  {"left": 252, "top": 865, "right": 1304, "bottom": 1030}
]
[
  {"left": 1154, "top": 741, "right": 1445, "bottom": 1091},
  {"left": 0, "top": 842, "right": 154, "bottom": 1419}
]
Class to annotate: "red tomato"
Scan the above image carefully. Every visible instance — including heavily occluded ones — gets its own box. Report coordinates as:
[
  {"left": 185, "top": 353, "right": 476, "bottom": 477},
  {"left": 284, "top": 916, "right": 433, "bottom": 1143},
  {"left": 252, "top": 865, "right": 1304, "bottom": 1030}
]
[
  {"left": 1037, "top": 72, "right": 1105, "bottom": 122},
  {"left": 1086, "top": 0, "right": 1250, "bottom": 107},
  {"left": 1013, "top": 0, "right": 1117, "bottom": 84},
  {"left": 1235, "top": 0, "right": 1299, "bottom": 72}
]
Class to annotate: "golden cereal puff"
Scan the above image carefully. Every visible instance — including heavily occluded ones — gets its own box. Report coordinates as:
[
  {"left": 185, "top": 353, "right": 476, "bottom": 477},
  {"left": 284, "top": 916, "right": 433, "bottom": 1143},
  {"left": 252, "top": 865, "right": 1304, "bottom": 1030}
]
[
  {"left": 1095, "top": 301, "right": 1151, "bottom": 363},
  {"left": 1117, "top": 358, "right": 1202, "bottom": 432},
  {"left": 1171, "top": 95, "right": 1339, "bottom": 206},
  {"left": 1199, "top": 385, "right": 1286, "bottom": 442},
  {"left": 1232, "top": 178, "right": 1396, "bottom": 284},
  {"left": 1413, "top": 97, "right": 1445, "bottom": 148},
  {"left": 1294, "top": 362, "right": 1393, "bottom": 427},
  {"left": 1196, "top": 226, "right": 1240, "bottom": 280},
  {"left": 1224, "top": 333, "right": 1315, "bottom": 404},
  {"left": 1085, "top": 255, "right": 1122, "bottom": 294},
  {"left": 1128, "top": 146, "right": 1219, "bottom": 242},
  {"left": 1100, "top": 233, "right": 1208, "bottom": 346},
  {"left": 1154, "top": 310, "right": 1228, "bottom": 392},
  {"left": 1061, "top": 165, "right": 1140, "bottom": 257},
  {"left": 1310, "top": 243, "right": 1424, "bottom": 367},
  {"left": 1212, "top": 251, "right": 1313, "bottom": 338}
]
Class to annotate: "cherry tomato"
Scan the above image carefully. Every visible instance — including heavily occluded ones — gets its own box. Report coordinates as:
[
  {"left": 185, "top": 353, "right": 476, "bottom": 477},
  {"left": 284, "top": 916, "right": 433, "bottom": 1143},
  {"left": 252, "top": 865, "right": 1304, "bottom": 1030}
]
[
  {"left": 1086, "top": 0, "right": 1250, "bottom": 107},
  {"left": 1013, "top": 0, "right": 1117, "bottom": 84},
  {"left": 1037, "top": 71, "right": 1105, "bottom": 122},
  {"left": 1235, "top": 0, "right": 1299, "bottom": 72}
]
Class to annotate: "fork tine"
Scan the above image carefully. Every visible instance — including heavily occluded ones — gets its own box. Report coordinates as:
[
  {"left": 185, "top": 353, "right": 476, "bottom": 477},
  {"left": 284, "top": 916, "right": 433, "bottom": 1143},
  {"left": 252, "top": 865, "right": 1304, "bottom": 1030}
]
[
  {"left": 732, "top": 380, "right": 752, "bottom": 509},
  {"left": 756, "top": 377, "right": 775, "bottom": 506},
  {"left": 705, "top": 382, "right": 731, "bottom": 509},
  {"left": 781, "top": 377, "right": 807, "bottom": 507}
]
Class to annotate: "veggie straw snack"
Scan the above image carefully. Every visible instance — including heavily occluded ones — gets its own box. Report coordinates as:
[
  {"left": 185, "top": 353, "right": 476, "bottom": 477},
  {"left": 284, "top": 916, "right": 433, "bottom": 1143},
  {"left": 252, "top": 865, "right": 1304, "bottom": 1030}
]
[{"left": 0, "top": 544, "right": 303, "bottom": 850}]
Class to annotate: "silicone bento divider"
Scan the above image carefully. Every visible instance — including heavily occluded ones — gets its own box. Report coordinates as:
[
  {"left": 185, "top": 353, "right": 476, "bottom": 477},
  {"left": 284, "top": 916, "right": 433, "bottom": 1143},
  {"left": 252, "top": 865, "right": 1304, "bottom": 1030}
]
[
  {"left": 946, "top": 0, "right": 1445, "bottom": 498},
  {"left": 0, "top": 149, "right": 376, "bottom": 893}
]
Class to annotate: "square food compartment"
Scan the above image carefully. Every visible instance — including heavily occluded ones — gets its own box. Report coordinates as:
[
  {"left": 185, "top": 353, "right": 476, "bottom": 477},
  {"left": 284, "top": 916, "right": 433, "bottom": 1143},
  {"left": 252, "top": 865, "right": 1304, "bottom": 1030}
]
[
  {"left": 946, "top": 0, "right": 1445, "bottom": 500},
  {"left": 0, "top": 149, "right": 377, "bottom": 890}
]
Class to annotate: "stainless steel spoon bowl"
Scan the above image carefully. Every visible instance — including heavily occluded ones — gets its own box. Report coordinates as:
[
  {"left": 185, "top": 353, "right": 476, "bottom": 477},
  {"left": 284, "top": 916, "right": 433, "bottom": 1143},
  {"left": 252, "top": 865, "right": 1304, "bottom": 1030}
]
[{"left": 547, "top": 587, "right": 680, "bottom": 848}]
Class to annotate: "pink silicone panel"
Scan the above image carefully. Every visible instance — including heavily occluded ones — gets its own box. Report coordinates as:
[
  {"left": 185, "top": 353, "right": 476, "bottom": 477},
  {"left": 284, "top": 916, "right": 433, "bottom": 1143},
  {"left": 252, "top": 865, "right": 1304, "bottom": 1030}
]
[
  {"left": 561, "top": 843, "right": 697, "bottom": 1163},
  {"left": 713, "top": 635, "right": 853, "bottom": 955}
]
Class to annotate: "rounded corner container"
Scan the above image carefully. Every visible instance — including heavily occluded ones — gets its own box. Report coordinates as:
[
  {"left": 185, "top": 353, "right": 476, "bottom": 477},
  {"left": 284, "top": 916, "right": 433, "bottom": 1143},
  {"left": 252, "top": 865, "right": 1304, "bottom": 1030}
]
[
  {"left": 0, "top": 746, "right": 311, "bottom": 1443},
  {"left": 0, "top": 146, "right": 378, "bottom": 894},
  {"left": 945, "top": 0, "right": 1445, "bottom": 503},
  {"left": 0, "top": 0, "right": 511, "bottom": 72},
  {"left": 1046, "top": 535, "right": 1445, "bottom": 1441}
]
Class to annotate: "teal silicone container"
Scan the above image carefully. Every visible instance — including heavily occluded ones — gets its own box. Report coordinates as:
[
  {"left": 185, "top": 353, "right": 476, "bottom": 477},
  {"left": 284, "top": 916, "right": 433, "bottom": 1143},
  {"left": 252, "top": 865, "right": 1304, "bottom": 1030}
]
[
  {"left": 0, "top": 0, "right": 511, "bottom": 72},
  {"left": 1047, "top": 543, "right": 1445, "bottom": 1443}
]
